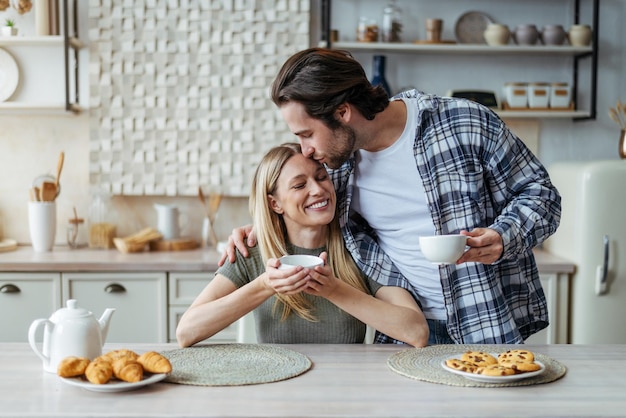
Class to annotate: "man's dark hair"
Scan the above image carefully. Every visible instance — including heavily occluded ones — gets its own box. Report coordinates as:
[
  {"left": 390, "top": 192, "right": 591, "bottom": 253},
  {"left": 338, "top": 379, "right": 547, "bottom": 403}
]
[{"left": 271, "top": 48, "right": 390, "bottom": 129}]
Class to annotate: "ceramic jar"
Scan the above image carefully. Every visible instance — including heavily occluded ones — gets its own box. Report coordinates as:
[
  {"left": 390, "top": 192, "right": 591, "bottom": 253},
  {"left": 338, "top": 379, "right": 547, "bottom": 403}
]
[
  {"left": 483, "top": 23, "right": 510, "bottom": 46},
  {"left": 513, "top": 24, "right": 539, "bottom": 45},
  {"left": 528, "top": 82, "right": 550, "bottom": 108},
  {"left": 550, "top": 82, "right": 571, "bottom": 108},
  {"left": 541, "top": 24, "right": 567, "bottom": 45},
  {"left": 568, "top": 24, "right": 592, "bottom": 46},
  {"left": 504, "top": 82, "right": 528, "bottom": 108}
]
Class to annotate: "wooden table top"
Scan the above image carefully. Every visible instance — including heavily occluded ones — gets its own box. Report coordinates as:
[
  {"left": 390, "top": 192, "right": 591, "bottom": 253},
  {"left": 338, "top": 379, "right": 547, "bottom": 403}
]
[{"left": 1, "top": 342, "right": 624, "bottom": 417}]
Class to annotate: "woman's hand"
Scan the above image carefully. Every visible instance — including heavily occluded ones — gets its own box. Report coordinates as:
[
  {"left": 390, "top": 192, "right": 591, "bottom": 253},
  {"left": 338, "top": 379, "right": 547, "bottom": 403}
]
[
  {"left": 218, "top": 225, "right": 257, "bottom": 266},
  {"left": 302, "top": 252, "right": 339, "bottom": 298},
  {"left": 261, "top": 257, "right": 312, "bottom": 295}
]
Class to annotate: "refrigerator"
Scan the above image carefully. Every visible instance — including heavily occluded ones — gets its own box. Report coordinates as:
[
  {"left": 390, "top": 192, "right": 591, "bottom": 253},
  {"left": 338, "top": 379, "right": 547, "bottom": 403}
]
[{"left": 543, "top": 160, "right": 626, "bottom": 344}]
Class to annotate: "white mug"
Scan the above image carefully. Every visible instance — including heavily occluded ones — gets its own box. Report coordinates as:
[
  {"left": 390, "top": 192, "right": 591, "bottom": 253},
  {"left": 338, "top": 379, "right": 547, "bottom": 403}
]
[
  {"left": 28, "top": 201, "right": 56, "bottom": 252},
  {"left": 154, "top": 204, "right": 187, "bottom": 240}
]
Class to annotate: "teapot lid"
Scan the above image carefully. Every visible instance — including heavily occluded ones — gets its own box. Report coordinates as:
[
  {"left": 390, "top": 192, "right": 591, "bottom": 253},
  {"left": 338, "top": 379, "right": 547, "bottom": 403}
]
[{"left": 50, "top": 299, "right": 93, "bottom": 320}]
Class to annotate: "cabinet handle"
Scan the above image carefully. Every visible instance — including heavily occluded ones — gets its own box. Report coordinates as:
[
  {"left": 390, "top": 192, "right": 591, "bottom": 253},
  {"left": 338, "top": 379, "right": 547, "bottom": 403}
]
[
  {"left": 104, "top": 283, "right": 127, "bottom": 293},
  {"left": 0, "top": 284, "right": 21, "bottom": 294}
]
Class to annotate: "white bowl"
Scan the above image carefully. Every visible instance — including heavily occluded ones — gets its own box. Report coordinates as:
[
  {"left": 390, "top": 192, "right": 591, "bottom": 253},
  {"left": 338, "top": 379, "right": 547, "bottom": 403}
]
[
  {"left": 418, "top": 234, "right": 468, "bottom": 264},
  {"left": 278, "top": 255, "right": 324, "bottom": 270}
]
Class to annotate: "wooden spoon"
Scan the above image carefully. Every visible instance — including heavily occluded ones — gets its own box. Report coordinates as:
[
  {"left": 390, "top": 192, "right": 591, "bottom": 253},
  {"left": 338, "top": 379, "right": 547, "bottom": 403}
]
[
  {"left": 55, "top": 151, "right": 64, "bottom": 192},
  {"left": 39, "top": 181, "right": 57, "bottom": 202}
]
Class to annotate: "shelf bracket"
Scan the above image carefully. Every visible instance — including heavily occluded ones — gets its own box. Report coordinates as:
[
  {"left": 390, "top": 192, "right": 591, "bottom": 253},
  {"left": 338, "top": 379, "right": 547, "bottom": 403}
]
[
  {"left": 573, "top": 0, "right": 599, "bottom": 121},
  {"left": 63, "top": 0, "right": 81, "bottom": 114}
]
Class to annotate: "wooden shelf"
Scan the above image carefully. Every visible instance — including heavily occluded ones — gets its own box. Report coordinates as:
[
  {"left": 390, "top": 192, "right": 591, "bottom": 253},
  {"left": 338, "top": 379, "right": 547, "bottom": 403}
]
[
  {"left": 0, "top": 102, "right": 81, "bottom": 114},
  {"left": 330, "top": 41, "right": 593, "bottom": 56},
  {"left": 496, "top": 109, "right": 590, "bottom": 119},
  {"left": 0, "top": 36, "right": 64, "bottom": 46}
]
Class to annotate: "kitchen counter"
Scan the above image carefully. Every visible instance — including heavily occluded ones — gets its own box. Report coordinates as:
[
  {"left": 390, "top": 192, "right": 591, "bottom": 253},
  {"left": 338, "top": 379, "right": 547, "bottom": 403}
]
[
  {"left": 2, "top": 342, "right": 624, "bottom": 417},
  {"left": 0, "top": 246, "right": 575, "bottom": 273}
]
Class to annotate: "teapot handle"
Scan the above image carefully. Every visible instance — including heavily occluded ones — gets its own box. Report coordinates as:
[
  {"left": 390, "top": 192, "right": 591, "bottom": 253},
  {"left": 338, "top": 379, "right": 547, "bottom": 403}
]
[{"left": 28, "top": 318, "right": 51, "bottom": 365}]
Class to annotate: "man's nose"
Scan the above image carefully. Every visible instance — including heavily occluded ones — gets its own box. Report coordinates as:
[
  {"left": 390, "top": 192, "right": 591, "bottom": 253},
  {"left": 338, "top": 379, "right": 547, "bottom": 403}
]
[{"left": 300, "top": 143, "right": 314, "bottom": 158}]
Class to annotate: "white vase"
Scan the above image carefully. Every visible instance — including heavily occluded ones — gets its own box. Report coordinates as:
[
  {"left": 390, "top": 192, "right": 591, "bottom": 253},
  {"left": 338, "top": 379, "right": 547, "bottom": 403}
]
[{"left": 1, "top": 27, "right": 18, "bottom": 36}]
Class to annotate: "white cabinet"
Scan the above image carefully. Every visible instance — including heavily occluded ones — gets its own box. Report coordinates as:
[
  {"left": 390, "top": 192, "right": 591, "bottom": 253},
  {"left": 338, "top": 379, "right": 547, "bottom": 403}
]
[
  {"left": 168, "top": 272, "right": 254, "bottom": 344},
  {"left": 0, "top": 273, "right": 62, "bottom": 342},
  {"left": 62, "top": 272, "right": 167, "bottom": 343},
  {"left": 525, "top": 272, "right": 570, "bottom": 344}
]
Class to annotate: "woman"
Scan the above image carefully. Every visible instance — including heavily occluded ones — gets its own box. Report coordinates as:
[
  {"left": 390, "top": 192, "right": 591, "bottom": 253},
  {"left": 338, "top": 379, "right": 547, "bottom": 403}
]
[{"left": 176, "top": 143, "right": 428, "bottom": 348}]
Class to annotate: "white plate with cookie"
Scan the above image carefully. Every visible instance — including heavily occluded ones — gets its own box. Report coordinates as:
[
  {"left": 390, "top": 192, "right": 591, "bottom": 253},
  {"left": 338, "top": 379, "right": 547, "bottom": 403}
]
[
  {"left": 60, "top": 372, "right": 168, "bottom": 392},
  {"left": 441, "top": 351, "right": 545, "bottom": 383}
]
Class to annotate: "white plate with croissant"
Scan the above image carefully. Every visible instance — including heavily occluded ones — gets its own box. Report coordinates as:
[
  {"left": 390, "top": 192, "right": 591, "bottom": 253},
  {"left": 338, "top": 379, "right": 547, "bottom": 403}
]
[
  {"left": 60, "top": 372, "right": 168, "bottom": 392},
  {"left": 56, "top": 349, "right": 172, "bottom": 392}
]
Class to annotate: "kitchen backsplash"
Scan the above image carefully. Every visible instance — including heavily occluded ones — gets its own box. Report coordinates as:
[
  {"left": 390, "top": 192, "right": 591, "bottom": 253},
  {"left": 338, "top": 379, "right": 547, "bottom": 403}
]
[{"left": 88, "top": 0, "right": 309, "bottom": 197}]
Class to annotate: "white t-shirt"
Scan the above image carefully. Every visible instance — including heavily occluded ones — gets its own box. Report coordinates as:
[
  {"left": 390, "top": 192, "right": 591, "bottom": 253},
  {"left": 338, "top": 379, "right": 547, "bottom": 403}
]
[{"left": 351, "top": 98, "right": 446, "bottom": 320}]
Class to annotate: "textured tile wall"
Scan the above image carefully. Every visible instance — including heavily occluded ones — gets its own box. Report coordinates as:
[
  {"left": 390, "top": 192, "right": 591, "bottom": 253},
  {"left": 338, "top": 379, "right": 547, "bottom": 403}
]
[{"left": 88, "top": 0, "right": 309, "bottom": 196}]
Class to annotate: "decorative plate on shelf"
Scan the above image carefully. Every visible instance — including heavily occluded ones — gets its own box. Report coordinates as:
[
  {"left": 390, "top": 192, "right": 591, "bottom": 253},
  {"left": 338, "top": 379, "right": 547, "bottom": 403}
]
[
  {"left": 454, "top": 11, "right": 494, "bottom": 44},
  {"left": 0, "top": 47, "right": 19, "bottom": 102}
]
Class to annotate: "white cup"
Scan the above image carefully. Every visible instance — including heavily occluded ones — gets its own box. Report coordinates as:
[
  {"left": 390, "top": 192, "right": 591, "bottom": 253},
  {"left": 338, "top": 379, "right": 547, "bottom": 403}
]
[
  {"left": 419, "top": 234, "right": 468, "bottom": 265},
  {"left": 28, "top": 201, "right": 56, "bottom": 252},
  {"left": 278, "top": 255, "right": 324, "bottom": 270},
  {"left": 154, "top": 204, "right": 187, "bottom": 240}
]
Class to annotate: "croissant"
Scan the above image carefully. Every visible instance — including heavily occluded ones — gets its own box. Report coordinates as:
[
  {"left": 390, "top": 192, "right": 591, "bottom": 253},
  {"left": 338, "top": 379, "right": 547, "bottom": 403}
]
[
  {"left": 85, "top": 360, "right": 113, "bottom": 384},
  {"left": 137, "top": 351, "right": 172, "bottom": 374},
  {"left": 112, "top": 358, "right": 143, "bottom": 383},
  {"left": 57, "top": 356, "right": 90, "bottom": 377},
  {"left": 104, "top": 349, "right": 139, "bottom": 362}
]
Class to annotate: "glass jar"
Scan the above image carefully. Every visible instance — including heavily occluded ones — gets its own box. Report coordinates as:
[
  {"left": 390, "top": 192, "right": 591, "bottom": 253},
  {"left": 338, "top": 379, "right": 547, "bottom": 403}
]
[
  {"left": 357, "top": 16, "right": 378, "bottom": 42},
  {"left": 88, "top": 191, "right": 117, "bottom": 249},
  {"left": 381, "top": 1, "right": 402, "bottom": 42},
  {"left": 67, "top": 216, "right": 85, "bottom": 249}
]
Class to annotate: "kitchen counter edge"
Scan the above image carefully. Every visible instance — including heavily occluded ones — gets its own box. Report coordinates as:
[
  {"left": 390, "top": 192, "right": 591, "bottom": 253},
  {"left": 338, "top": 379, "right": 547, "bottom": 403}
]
[{"left": 0, "top": 246, "right": 575, "bottom": 274}]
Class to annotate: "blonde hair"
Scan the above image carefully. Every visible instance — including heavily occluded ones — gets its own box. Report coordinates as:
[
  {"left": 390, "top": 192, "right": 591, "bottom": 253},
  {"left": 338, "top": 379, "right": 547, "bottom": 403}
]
[{"left": 249, "top": 143, "right": 368, "bottom": 321}]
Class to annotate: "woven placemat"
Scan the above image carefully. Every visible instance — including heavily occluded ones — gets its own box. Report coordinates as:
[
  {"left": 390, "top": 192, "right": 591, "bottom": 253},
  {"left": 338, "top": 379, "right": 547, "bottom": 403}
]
[
  {"left": 388, "top": 344, "right": 567, "bottom": 388},
  {"left": 161, "top": 344, "right": 312, "bottom": 386}
]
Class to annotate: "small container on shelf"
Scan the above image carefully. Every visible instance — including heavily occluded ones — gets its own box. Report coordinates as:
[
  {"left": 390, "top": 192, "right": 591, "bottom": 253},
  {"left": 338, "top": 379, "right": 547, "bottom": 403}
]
[
  {"left": 549, "top": 82, "right": 572, "bottom": 108},
  {"left": 513, "top": 24, "right": 539, "bottom": 45},
  {"left": 381, "top": 1, "right": 402, "bottom": 42},
  {"left": 504, "top": 82, "right": 528, "bottom": 108},
  {"left": 568, "top": 24, "right": 592, "bottom": 47},
  {"left": 357, "top": 16, "right": 379, "bottom": 42},
  {"left": 541, "top": 24, "right": 567, "bottom": 46},
  {"left": 528, "top": 82, "right": 550, "bottom": 108},
  {"left": 484, "top": 23, "right": 510, "bottom": 46}
]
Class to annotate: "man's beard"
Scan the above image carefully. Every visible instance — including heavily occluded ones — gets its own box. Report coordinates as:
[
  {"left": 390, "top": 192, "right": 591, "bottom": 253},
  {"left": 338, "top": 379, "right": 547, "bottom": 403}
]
[{"left": 324, "top": 124, "right": 357, "bottom": 169}]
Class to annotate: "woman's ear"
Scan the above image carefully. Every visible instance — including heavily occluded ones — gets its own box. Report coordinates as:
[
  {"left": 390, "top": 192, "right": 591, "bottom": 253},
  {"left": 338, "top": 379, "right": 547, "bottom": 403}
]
[{"left": 268, "top": 194, "right": 284, "bottom": 214}]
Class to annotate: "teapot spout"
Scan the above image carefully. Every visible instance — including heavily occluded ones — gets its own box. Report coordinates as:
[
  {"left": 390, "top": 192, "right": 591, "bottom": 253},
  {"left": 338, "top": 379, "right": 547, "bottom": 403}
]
[{"left": 98, "top": 308, "right": 116, "bottom": 342}]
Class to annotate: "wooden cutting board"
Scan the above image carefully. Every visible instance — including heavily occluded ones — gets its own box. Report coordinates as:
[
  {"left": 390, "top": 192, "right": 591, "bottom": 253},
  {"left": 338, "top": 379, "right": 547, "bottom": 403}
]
[
  {"left": 149, "top": 238, "right": 199, "bottom": 252},
  {"left": 0, "top": 239, "right": 18, "bottom": 253}
]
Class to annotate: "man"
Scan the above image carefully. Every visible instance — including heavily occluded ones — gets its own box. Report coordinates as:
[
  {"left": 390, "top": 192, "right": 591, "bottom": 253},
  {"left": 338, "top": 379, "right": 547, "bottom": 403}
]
[{"left": 221, "top": 48, "right": 561, "bottom": 344}]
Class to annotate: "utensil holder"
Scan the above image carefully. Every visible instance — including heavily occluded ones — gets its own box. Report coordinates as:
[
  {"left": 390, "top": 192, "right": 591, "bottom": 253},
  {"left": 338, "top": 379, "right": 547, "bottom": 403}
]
[{"left": 28, "top": 201, "right": 56, "bottom": 252}]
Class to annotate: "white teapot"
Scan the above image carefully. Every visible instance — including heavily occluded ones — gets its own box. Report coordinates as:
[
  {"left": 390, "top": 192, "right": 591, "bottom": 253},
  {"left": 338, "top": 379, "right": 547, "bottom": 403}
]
[{"left": 28, "top": 299, "right": 115, "bottom": 373}]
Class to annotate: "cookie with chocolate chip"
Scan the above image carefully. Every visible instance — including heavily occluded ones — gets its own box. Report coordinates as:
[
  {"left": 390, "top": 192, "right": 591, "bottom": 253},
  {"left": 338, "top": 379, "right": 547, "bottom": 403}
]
[{"left": 461, "top": 351, "right": 498, "bottom": 367}]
